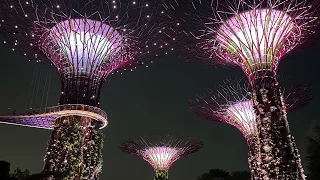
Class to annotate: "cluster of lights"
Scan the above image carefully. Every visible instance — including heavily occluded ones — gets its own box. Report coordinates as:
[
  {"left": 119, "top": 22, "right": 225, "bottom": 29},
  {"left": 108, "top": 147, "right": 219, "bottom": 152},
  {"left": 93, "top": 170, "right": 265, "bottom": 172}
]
[
  {"left": 142, "top": 147, "right": 180, "bottom": 170},
  {"left": 190, "top": 78, "right": 313, "bottom": 179},
  {"left": 120, "top": 135, "right": 203, "bottom": 179},
  {"left": 178, "top": 0, "right": 319, "bottom": 178},
  {"left": 44, "top": 116, "right": 103, "bottom": 179},
  {"left": 0, "top": 0, "right": 178, "bottom": 74},
  {"left": 45, "top": 19, "right": 122, "bottom": 75},
  {"left": 216, "top": 9, "right": 297, "bottom": 77},
  {"left": 0, "top": 104, "right": 108, "bottom": 129}
]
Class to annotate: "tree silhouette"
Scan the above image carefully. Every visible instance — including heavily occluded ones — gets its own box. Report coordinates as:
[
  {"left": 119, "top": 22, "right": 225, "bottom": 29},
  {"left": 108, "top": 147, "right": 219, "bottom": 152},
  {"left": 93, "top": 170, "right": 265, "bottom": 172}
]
[
  {"left": 228, "top": 171, "right": 250, "bottom": 180},
  {"left": 11, "top": 168, "right": 30, "bottom": 179},
  {"left": 197, "top": 169, "right": 250, "bottom": 180},
  {"left": 307, "top": 126, "right": 320, "bottom": 180},
  {"left": 0, "top": 160, "right": 65, "bottom": 180},
  {"left": 197, "top": 169, "right": 229, "bottom": 180}
]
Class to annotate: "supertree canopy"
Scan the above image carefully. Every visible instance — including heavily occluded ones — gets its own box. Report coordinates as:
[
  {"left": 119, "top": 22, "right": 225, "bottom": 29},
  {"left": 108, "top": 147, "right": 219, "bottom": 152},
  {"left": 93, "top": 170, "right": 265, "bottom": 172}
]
[
  {"left": 168, "top": 0, "right": 319, "bottom": 179},
  {"left": 0, "top": 0, "right": 177, "bottom": 179},
  {"left": 119, "top": 135, "right": 203, "bottom": 180},
  {"left": 0, "top": 0, "right": 177, "bottom": 106},
  {"left": 190, "top": 78, "right": 313, "bottom": 179}
]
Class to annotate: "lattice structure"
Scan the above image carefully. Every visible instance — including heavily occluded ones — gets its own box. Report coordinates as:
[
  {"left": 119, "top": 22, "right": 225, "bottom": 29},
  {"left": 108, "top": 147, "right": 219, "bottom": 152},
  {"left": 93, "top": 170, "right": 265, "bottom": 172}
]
[
  {"left": 120, "top": 135, "right": 203, "bottom": 180},
  {"left": 0, "top": 104, "right": 108, "bottom": 129},
  {"left": 190, "top": 78, "right": 313, "bottom": 179},
  {"left": 0, "top": 0, "right": 178, "bottom": 106},
  {"left": 0, "top": 0, "right": 178, "bottom": 178},
  {"left": 190, "top": 79, "right": 313, "bottom": 142},
  {"left": 168, "top": 0, "right": 320, "bottom": 179}
]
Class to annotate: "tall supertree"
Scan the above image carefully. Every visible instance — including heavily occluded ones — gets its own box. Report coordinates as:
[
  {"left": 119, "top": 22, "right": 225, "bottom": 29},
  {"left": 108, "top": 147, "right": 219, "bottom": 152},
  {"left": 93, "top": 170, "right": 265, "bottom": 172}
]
[
  {"left": 167, "top": 0, "right": 320, "bottom": 179},
  {"left": 190, "top": 78, "right": 313, "bottom": 179},
  {"left": 0, "top": 0, "right": 177, "bottom": 179},
  {"left": 119, "top": 135, "right": 203, "bottom": 180}
]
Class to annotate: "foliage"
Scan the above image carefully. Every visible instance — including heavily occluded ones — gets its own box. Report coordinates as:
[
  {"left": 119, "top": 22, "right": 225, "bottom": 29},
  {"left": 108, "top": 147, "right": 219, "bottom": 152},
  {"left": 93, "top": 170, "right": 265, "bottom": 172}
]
[
  {"left": 307, "top": 126, "right": 320, "bottom": 180},
  {"left": 44, "top": 116, "right": 103, "bottom": 179},
  {"left": 11, "top": 168, "right": 29, "bottom": 179},
  {"left": 197, "top": 169, "right": 250, "bottom": 180},
  {"left": 197, "top": 169, "right": 229, "bottom": 180},
  {"left": 228, "top": 171, "right": 251, "bottom": 180}
]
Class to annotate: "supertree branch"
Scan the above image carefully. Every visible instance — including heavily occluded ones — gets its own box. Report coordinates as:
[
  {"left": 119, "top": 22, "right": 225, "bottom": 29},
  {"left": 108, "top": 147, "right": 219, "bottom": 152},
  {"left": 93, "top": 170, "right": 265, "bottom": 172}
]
[
  {"left": 190, "top": 78, "right": 314, "bottom": 179},
  {"left": 119, "top": 135, "right": 203, "bottom": 180}
]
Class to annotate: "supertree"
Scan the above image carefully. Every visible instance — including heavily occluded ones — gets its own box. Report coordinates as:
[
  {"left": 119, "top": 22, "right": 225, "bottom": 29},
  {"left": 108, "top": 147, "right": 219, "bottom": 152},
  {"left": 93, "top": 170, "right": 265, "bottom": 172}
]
[
  {"left": 190, "top": 78, "right": 314, "bottom": 179},
  {"left": 0, "top": 0, "right": 177, "bottom": 179},
  {"left": 119, "top": 135, "right": 203, "bottom": 180},
  {"left": 167, "top": 0, "right": 320, "bottom": 179}
]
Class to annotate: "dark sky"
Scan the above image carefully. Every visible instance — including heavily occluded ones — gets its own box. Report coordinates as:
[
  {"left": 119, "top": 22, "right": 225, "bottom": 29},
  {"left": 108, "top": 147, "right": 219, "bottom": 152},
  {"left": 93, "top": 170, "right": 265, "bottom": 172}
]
[{"left": 0, "top": 40, "right": 320, "bottom": 179}]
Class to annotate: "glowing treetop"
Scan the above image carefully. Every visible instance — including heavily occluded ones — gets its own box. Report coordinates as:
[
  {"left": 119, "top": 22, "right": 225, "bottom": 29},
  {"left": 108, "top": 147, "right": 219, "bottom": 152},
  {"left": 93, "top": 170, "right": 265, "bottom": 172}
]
[
  {"left": 182, "top": 0, "right": 319, "bottom": 81},
  {"left": 190, "top": 79, "right": 313, "bottom": 143},
  {"left": 0, "top": 0, "right": 178, "bottom": 105},
  {"left": 44, "top": 19, "right": 123, "bottom": 76},
  {"left": 120, "top": 135, "right": 203, "bottom": 179}
]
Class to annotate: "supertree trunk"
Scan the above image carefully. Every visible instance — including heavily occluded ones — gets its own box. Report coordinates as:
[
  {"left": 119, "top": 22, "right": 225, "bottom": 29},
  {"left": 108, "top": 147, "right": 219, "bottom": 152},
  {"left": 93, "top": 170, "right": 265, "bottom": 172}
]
[
  {"left": 154, "top": 169, "right": 169, "bottom": 180},
  {"left": 84, "top": 131, "right": 104, "bottom": 180},
  {"left": 248, "top": 137, "right": 263, "bottom": 180},
  {"left": 251, "top": 71, "right": 305, "bottom": 180},
  {"left": 43, "top": 115, "right": 103, "bottom": 179}
]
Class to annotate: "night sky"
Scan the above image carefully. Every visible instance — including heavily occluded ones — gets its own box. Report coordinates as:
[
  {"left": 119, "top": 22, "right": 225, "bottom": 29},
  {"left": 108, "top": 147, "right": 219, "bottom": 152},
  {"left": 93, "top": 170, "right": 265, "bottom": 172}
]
[{"left": 0, "top": 39, "right": 320, "bottom": 179}]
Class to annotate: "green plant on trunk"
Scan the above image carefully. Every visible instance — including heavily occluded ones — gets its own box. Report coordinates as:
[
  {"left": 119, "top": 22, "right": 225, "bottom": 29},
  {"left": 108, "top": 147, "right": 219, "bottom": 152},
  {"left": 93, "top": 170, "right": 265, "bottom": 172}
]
[{"left": 154, "top": 169, "right": 169, "bottom": 180}]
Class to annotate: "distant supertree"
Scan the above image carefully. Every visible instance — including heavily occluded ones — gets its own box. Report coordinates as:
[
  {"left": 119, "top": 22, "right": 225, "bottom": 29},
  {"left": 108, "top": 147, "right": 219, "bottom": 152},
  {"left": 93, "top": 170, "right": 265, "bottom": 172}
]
[
  {"left": 190, "top": 78, "right": 314, "bottom": 179},
  {"left": 169, "top": 0, "right": 320, "bottom": 179},
  {"left": 0, "top": 0, "right": 177, "bottom": 179},
  {"left": 119, "top": 135, "right": 203, "bottom": 180}
]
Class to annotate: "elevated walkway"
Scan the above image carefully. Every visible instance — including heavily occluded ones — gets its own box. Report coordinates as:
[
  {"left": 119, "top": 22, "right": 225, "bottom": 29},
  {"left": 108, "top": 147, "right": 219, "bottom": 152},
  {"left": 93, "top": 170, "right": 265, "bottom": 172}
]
[{"left": 0, "top": 104, "right": 108, "bottom": 129}]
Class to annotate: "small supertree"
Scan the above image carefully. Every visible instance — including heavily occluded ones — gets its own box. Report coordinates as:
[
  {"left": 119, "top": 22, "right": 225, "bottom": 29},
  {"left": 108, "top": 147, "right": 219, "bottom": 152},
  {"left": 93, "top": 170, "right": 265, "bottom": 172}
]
[
  {"left": 170, "top": 0, "right": 320, "bottom": 179},
  {"left": 0, "top": 0, "right": 177, "bottom": 178},
  {"left": 119, "top": 135, "right": 203, "bottom": 180},
  {"left": 190, "top": 78, "right": 314, "bottom": 179}
]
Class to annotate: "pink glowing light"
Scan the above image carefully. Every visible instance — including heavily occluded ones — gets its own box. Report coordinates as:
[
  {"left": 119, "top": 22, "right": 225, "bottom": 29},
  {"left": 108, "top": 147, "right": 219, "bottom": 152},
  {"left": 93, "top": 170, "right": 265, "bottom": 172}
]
[
  {"left": 176, "top": 0, "right": 319, "bottom": 81},
  {"left": 46, "top": 19, "right": 122, "bottom": 75},
  {"left": 217, "top": 9, "right": 297, "bottom": 74},
  {"left": 141, "top": 147, "right": 181, "bottom": 170},
  {"left": 190, "top": 79, "right": 313, "bottom": 142},
  {"left": 0, "top": 0, "right": 178, "bottom": 78},
  {"left": 225, "top": 100, "right": 256, "bottom": 139},
  {"left": 120, "top": 135, "right": 203, "bottom": 171}
]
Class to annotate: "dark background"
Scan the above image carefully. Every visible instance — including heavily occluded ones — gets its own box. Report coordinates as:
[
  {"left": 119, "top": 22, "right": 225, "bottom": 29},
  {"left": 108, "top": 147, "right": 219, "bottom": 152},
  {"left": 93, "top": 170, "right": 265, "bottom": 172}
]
[{"left": 0, "top": 40, "right": 319, "bottom": 179}]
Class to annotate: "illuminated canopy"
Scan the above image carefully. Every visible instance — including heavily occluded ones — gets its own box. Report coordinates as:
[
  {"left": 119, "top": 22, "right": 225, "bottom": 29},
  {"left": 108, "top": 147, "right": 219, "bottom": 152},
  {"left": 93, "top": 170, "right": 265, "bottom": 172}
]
[
  {"left": 190, "top": 79, "right": 314, "bottom": 143},
  {"left": 120, "top": 135, "right": 203, "bottom": 171},
  {"left": 44, "top": 19, "right": 123, "bottom": 75},
  {"left": 141, "top": 147, "right": 180, "bottom": 170},
  {"left": 217, "top": 9, "right": 299, "bottom": 74},
  {"left": 225, "top": 100, "right": 256, "bottom": 138}
]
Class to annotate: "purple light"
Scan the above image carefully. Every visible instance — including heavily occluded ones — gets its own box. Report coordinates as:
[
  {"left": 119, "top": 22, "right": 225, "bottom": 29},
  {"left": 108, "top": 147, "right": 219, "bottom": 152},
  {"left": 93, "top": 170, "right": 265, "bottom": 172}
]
[
  {"left": 46, "top": 19, "right": 122, "bottom": 75},
  {"left": 190, "top": 79, "right": 314, "bottom": 142},
  {"left": 141, "top": 147, "right": 180, "bottom": 170},
  {"left": 225, "top": 100, "right": 256, "bottom": 139},
  {"left": 217, "top": 9, "right": 297, "bottom": 73},
  {"left": 120, "top": 135, "right": 203, "bottom": 172}
]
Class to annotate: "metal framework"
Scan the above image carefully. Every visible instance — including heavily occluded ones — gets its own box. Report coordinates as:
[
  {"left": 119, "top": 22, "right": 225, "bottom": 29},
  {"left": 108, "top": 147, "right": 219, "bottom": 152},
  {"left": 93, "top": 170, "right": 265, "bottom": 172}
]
[
  {"left": 170, "top": 0, "right": 320, "bottom": 77},
  {"left": 190, "top": 79, "right": 313, "bottom": 142},
  {"left": 120, "top": 135, "right": 203, "bottom": 180},
  {"left": 0, "top": 104, "right": 108, "bottom": 129},
  {"left": 0, "top": 0, "right": 177, "bottom": 106},
  {"left": 0, "top": 0, "right": 178, "bottom": 179},
  {"left": 166, "top": 0, "right": 320, "bottom": 179},
  {"left": 190, "top": 78, "right": 313, "bottom": 179}
]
